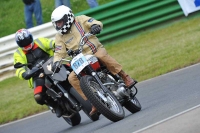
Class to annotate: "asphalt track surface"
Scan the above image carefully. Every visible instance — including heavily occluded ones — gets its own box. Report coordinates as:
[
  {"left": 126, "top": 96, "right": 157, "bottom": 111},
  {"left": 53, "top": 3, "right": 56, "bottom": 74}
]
[{"left": 1, "top": 63, "right": 200, "bottom": 133}]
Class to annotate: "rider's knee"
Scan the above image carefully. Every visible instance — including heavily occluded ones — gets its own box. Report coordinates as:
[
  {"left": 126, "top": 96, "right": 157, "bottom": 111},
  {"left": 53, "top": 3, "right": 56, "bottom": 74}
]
[
  {"left": 34, "top": 86, "right": 45, "bottom": 105},
  {"left": 68, "top": 72, "right": 77, "bottom": 84},
  {"left": 34, "top": 93, "right": 45, "bottom": 105},
  {"left": 68, "top": 73, "right": 73, "bottom": 83}
]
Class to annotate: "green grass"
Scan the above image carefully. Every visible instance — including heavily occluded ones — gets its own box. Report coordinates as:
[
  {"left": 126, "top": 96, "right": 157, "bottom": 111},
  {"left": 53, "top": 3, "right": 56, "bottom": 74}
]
[
  {"left": 0, "top": 77, "right": 47, "bottom": 124},
  {"left": 0, "top": 0, "right": 113, "bottom": 38},
  {"left": 106, "top": 17, "right": 200, "bottom": 81}
]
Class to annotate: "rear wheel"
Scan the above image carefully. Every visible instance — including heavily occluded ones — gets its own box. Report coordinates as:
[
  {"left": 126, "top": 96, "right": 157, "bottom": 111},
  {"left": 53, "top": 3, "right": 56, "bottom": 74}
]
[
  {"left": 80, "top": 75, "right": 125, "bottom": 122},
  {"left": 62, "top": 112, "right": 81, "bottom": 126},
  {"left": 124, "top": 97, "right": 141, "bottom": 113}
]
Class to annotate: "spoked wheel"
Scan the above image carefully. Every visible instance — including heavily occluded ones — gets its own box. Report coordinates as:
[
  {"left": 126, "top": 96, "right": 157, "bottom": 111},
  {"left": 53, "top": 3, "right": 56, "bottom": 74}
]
[
  {"left": 124, "top": 96, "right": 141, "bottom": 113},
  {"left": 80, "top": 75, "right": 125, "bottom": 122}
]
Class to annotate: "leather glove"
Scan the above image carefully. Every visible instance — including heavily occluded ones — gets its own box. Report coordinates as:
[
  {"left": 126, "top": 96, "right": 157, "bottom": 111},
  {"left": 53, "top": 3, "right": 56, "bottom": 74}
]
[
  {"left": 22, "top": 66, "right": 39, "bottom": 80},
  {"left": 90, "top": 24, "right": 101, "bottom": 35},
  {"left": 22, "top": 70, "right": 33, "bottom": 80},
  {"left": 52, "top": 61, "right": 61, "bottom": 73}
]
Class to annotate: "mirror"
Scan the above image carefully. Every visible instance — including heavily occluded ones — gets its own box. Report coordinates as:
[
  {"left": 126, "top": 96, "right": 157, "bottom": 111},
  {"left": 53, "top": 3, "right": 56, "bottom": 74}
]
[
  {"left": 14, "top": 63, "right": 24, "bottom": 68},
  {"left": 14, "top": 63, "right": 33, "bottom": 68}
]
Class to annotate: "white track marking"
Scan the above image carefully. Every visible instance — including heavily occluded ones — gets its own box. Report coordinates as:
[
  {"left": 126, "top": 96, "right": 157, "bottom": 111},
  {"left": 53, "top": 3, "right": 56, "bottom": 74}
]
[{"left": 133, "top": 104, "right": 200, "bottom": 133}]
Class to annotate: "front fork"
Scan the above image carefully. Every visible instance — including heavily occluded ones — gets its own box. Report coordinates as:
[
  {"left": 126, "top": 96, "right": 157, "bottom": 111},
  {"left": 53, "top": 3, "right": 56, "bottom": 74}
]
[{"left": 79, "top": 65, "right": 109, "bottom": 94}]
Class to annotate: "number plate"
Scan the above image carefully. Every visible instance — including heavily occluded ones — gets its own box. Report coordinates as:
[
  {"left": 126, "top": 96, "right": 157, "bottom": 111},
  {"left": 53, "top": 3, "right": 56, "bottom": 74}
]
[{"left": 71, "top": 53, "right": 89, "bottom": 74}]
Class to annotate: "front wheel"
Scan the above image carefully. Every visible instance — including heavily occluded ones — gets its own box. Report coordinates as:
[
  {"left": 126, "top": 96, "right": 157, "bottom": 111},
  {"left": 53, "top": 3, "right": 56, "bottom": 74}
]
[{"left": 80, "top": 75, "right": 125, "bottom": 122}]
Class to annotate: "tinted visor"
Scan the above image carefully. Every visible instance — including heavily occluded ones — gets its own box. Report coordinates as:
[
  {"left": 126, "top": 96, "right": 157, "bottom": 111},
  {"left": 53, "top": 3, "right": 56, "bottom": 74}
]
[{"left": 17, "top": 35, "right": 33, "bottom": 47}]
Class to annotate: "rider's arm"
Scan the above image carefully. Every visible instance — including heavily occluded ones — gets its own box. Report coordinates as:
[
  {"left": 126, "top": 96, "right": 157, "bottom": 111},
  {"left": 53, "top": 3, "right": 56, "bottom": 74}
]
[
  {"left": 13, "top": 51, "right": 26, "bottom": 80},
  {"left": 53, "top": 34, "right": 68, "bottom": 63},
  {"left": 35, "top": 38, "right": 55, "bottom": 56},
  {"left": 42, "top": 38, "right": 55, "bottom": 50},
  {"left": 78, "top": 15, "right": 103, "bottom": 30}
]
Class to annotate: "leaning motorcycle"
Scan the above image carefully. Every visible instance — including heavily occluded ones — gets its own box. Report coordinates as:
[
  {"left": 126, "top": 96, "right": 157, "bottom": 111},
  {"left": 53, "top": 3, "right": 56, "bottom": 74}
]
[
  {"left": 56, "top": 32, "right": 141, "bottom": 122},
  {"left": 14, "top": 57, "right": 99, "bottom": 126}
]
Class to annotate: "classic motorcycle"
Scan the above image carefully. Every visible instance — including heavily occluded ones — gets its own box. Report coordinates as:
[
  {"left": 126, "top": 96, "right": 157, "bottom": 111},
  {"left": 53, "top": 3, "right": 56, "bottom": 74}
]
[
  {"left": 14, "top": 57, "right": 99, "bottom": 126},
  {"left": 55, "top": 32, "right": 142, "bottom": 122}
]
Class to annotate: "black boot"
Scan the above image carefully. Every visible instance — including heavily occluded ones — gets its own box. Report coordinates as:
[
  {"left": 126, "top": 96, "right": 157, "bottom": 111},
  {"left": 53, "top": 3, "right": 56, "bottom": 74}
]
[{"left": 89, "top": 106, "right": 98, "bottom": 116}]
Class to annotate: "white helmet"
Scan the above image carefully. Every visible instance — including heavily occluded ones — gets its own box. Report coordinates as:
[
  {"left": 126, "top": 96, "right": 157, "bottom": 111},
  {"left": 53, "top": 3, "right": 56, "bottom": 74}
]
[{"left": 51, "top": 5, "right": 74, "bottom": 35}]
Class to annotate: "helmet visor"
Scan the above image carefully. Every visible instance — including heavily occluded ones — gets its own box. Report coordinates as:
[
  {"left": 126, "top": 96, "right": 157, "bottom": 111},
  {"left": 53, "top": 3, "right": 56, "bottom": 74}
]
[
  {"left": 18, "top": 36, "right": 33, "bottom": 47},
  {"left": 53, "top": 19, "right": 65, "bottom": 30}
]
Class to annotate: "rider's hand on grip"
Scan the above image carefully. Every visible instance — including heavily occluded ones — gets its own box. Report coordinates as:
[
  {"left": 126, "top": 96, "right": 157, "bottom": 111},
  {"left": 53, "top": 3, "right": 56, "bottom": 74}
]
[
  {"left": 22, "top": 70, "right": 33, "bottom": 80},
  {"left": 67, "top": 49, "right": 73, "bottom": 56},
  {"left": 90, "top": 24, "right": 101, "bottom": 35},
  {"left": 74, "top": 49, "right": 80, "bottom": 55},
  {"left": 22, "top": 66, "right": 39, "bottom": 80},
  {"left": 52, "top": 61, "right": 60, "bottom": 73}
]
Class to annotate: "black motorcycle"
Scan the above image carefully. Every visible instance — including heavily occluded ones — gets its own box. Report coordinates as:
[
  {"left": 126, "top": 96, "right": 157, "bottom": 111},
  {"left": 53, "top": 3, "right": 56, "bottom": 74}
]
[{"left": 14, "top": 57, "right": 99, "bottom": 126}]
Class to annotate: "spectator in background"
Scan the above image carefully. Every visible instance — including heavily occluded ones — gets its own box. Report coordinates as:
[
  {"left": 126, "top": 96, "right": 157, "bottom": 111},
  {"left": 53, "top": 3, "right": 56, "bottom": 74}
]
[
  {"left": 87, "top": 0, "right": 98, "bottom": 8},
  {"left": 55, "top": 0, "right": 71, "bottom": 8},
  {"left": 23, "top": 0, "right": 43, "bottom": 29},
  {"left": 55, "top": 0, "right": 98, "bottom": 8}
]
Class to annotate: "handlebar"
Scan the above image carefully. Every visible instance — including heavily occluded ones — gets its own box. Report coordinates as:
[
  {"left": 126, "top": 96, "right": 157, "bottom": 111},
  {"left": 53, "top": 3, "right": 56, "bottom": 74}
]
[
  {"left": 79, "top": 33, "right": 93, "bottom": 46},
  {"left": 35, "top": 60, "right": 45, "bottom": 68},
  {"left": 67, "top": 32, "right": 93, "bottom": 57},
  {"left": 79, "top": 32, "right": 93, "bottom": 52},
  {"left": 14, "top": 60, "right": 44, "bottom": 69}
]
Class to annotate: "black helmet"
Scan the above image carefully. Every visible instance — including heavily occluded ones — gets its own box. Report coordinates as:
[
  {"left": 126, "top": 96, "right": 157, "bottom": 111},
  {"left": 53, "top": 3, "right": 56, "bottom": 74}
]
[{"left": 15, "top": 29, "right": 34, "bottom": 51}]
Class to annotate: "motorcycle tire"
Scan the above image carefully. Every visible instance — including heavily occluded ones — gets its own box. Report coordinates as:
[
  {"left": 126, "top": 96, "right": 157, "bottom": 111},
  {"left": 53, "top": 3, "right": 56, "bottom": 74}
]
[
  {"left": 62, "top": 112, "right": 81, "bottom": 126},
  {"left": 124, "top": 96, "right": 141, "bottom": 113},
  {"left": 80, "top": 75, "right": 125, "bottom": 122}
]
